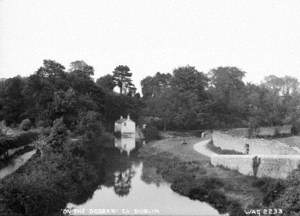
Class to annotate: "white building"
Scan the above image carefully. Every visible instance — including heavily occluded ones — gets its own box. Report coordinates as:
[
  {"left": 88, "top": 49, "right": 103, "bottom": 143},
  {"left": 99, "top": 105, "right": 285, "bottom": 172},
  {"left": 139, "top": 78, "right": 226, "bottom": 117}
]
[{"left": 114, "top": 115, "right": 136, "bottom": 136}]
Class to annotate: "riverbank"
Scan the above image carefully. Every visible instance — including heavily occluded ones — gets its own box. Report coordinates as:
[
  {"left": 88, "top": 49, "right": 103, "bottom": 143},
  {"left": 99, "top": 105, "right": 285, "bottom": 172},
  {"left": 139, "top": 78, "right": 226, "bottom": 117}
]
[
  {"left": 138, "top": 135, "right": 267, "bottom": 215},
  {"left": 0, "top": 119, "right": 108, "bottom": 216}
]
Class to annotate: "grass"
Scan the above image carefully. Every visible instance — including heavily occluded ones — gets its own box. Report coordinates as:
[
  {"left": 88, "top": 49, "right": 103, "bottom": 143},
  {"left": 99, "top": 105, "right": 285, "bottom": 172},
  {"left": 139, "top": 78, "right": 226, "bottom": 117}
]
[
  {"left": 138, "top": 134, "right": 265, "bottom": 211},
  {"left": 207, "top": 140, "right": 244, "bottom": 155},
  {"left": 274, "top": 136, "right": 300, "bottom": 149}
]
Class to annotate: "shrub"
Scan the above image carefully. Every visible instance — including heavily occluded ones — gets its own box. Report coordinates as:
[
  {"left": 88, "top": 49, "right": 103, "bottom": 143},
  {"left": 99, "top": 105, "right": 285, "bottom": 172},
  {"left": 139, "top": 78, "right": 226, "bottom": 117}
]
[
  {"left": 207, "top": 190, "right": 228, "bottom": 213},
  {"left": 76, "top": 111, "right": 103, "bottom": 138},
  {"left": 19, "top": 119, "right": 32, "bottom": 131},
  {"left": 252, "top": 177, "right": 286, "bottom": 205},
  {"left": 46, "top": 118, "right": 68, "bottom": 151},
  {"left": 227, "top": 201, "right": 246, "bottom": 216},
  {"left": 189, "top": 187, "right": 208, "bottom": 201},
  {"left": 36, "top": 120, "right": 51, "bottom": 128},
  {"left": 143, "top": 125, "right": 160, "bottom": 142},
  {"left": 262, "top": 180, "right": 286, "bottom": 205},
  {"left": 0, "top": 131, "right": 39, "bottom": 155},
  {"left": 4, "top": 182, "right": 66, "bottom": 216}
]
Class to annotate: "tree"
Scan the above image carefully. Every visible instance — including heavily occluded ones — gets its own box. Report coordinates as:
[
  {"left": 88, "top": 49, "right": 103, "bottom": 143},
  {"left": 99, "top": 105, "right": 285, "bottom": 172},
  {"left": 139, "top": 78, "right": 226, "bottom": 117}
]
[
  {"left": 208, "top": 67, "right": 247, "bottom": 127},
  {"left": 112, "top": 65, "right": 134, "bottom": 95},
  {"left": 69, "top": 60, "right": 94, "bottom": 77},
  {"left": 68, "top": 61, "right": 95, "bottom": 95},
  {"left": 141, "top": 72, "right": 172, "bottom": 99},
  {"left": 0, "top": 76, "right": 26, "bottom": 125},
  {"left": 36, "top": 60, "right": 68, "bottom": 90},
  {"left": 142, "top": 66, "right": 210, "bottom": 130},
  {"left": 96, "top": 74, "right": 115, "bottom": 91},
  {"left": 172, "top": 66, "right": 208, "bottom": 98},
  {"left": 261, "top": 75, "right": 300, "bottom": 126},
  {"left": 263, "top": 75, "right": 299, "bottom": 96}
]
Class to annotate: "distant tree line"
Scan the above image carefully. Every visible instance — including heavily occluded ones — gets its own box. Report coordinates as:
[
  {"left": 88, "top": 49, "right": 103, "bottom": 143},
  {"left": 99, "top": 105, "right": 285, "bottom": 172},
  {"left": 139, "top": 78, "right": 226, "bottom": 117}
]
[
  {"left": 0, "top": 60, "right": 143, "bottom": 131},
  {"left": 1, "top": 62, "right": 300, "bottom": 133},
  {"left": 141, "top": 66, "right": 300, "bottom": 131}
]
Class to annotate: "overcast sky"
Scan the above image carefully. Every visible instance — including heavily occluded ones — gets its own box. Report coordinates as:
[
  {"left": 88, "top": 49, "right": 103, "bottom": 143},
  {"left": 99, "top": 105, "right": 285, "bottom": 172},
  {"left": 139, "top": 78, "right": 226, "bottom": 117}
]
[{"left": 1, "top": 0, "right": 300, "bottom": 91}]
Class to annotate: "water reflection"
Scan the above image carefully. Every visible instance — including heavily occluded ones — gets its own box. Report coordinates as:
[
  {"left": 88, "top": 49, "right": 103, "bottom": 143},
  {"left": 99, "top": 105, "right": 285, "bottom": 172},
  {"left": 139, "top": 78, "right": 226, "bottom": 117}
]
[
  {"left": 114, "top": 134, "right": 136, "bottom": 155},
  {"left": 114, "top": 168, "right": 135, "bottom": 197},
  {"left": 141, "top": 165, "right": 164, "bottom": 187},
  {"left": 67, "top": 137, "right": 221, "bottom": 215}
]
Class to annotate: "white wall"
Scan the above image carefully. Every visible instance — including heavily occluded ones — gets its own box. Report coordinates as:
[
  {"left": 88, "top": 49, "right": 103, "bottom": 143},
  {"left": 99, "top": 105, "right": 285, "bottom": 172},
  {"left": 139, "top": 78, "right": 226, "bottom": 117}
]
[
  {"left": 212, "top": 131, "right": 299, "bottom": 155},
  {"left": 121, "top": 120, "right": 135, "bottom": 134},
  {"left": 210, "top": 131, "right": 300, "bottom": 179},
  {"left": 211, "top": 154, "right": 300, "bottom": 179}
]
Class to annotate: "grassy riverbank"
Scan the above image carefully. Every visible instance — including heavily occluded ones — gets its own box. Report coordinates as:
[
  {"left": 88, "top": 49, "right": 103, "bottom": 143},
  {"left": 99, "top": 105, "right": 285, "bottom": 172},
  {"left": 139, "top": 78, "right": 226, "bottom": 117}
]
[{"left": 139, "top": 136, "right": 266, "bottom": 215}]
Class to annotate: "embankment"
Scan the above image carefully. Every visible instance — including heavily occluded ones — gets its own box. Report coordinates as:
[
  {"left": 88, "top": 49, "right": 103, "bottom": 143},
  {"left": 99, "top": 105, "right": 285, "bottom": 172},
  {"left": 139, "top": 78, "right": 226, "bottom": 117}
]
[
  {"left": 210, "top": 131, "right": 300, "bottom": 178},
  {"left": 139, "top": 136, "right": 268, "bottom": 216}
]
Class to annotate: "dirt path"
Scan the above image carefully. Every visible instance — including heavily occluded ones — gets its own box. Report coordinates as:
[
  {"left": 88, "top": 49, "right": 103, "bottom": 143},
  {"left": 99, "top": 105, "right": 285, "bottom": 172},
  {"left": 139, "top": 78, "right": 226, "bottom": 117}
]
[
  {"left": 0, "top": 150, "right": 36, "bottom": 179},
  {"left": 193, "top": 138, "right": 217, "bottom": 157}
]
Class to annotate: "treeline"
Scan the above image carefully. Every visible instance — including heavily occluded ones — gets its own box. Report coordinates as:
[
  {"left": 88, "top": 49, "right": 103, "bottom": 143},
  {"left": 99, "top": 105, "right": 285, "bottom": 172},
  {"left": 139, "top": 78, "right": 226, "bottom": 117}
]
[
  {"left": 141, "top": 66, "right": 300, "bottom": 131},
  {"left": 1, "top": 61, "right": 300, "bottom": 133},
  {"left": 0, "top": 60, "right": 143, "bottom": 131}
]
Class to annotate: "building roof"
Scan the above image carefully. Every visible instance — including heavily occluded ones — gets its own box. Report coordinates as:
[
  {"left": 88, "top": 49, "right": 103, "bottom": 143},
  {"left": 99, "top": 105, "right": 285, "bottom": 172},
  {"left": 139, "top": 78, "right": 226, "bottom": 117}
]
[
  {"left": 115, "top": 115, "right": 134, "bottom": 124},
  {"left": 115, "top": 119, "right": 126, "bottom": 124}
]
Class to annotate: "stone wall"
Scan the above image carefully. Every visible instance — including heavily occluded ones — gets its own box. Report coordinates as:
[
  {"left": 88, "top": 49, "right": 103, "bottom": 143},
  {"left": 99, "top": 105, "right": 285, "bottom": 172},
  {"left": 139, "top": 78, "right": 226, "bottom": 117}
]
[
  {"left": 211, "top": 154, "right": 300, "bottom": 179},
  {"left": 212, "top": 131, "right": 298, "bottom": 155},
  {"left": 210, "top": 131, "right": 300, "bottom": 179},
  {"left": 225, "top": 125, "right": 293, "bottom": 138}
]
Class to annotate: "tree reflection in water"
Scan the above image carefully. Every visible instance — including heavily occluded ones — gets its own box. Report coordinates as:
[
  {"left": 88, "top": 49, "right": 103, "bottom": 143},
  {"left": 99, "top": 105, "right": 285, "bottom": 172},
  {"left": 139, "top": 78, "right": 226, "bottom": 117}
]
[
  {"left": 141, "top": 165, "right": 164, "bottom": 187},
  {"left": 67, "top": 137, "right": 221, "bottom": 216},
  {"left": 100, "top": 136, "right": 140, "bottom": 197},
  {"left": 113, "top": 168, "right": 135, "bottom": 196}
]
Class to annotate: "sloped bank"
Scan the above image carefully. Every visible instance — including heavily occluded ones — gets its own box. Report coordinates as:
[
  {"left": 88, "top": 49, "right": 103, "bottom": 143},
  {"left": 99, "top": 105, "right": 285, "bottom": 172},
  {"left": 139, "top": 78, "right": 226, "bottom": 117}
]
[
  {"left": 0, "top": 120, "right": 107, "bottom": 216},
  {"left": 138, "top": 136, "right": 269, "bottom": 216}
]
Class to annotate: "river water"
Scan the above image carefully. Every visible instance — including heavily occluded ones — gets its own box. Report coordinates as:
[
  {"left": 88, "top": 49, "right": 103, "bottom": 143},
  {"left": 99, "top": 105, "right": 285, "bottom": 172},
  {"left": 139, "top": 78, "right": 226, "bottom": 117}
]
[{"left": 67, "top": 137, "right": 221, "bottom": 216}]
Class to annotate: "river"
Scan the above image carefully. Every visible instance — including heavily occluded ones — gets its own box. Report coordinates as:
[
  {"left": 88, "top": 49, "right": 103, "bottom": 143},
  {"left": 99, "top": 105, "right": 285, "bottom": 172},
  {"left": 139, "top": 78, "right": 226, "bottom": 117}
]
[{"left": 67, "top": 137, "right": 222, "bottom": 216}]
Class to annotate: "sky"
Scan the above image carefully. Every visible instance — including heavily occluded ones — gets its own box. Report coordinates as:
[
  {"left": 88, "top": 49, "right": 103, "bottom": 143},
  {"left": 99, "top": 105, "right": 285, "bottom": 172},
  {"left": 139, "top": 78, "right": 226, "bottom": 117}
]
[{"left": 1, "top": 0, "right": 300, "bottom": 92}]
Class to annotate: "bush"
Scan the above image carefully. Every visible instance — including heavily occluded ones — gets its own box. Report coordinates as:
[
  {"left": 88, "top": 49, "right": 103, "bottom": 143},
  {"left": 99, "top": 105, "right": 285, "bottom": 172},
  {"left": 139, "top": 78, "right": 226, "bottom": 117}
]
[
  {"left": 4, "top": 182, "right": 66, "bottom": 216},
  {"left": 143, "top": 125, "right": 160, "bottom": 142},
  {"left": 0, "top": 131, "right": 39, "bottom": 155},
  {"left": 19, "top": 119, "right": 32, "bottom": 131},
  {"left": 252, "top": 177, "right": 286, "bottom": 205},
  {"left": 46, "top": 118, "right": 68, "bottom": 151},
  {"left": 36, "top": 120, "right": 51, "bottom": 128},
  {"left": 76, "top": 111, "right": 103, "bottom": 138},
  {"left": 207, "top": 190, "right": 228, "bottom": 213}
]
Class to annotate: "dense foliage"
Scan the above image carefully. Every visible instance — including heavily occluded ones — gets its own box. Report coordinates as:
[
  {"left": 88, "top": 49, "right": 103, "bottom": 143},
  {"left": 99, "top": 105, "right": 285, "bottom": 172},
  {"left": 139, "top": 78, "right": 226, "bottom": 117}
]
[
  {"left": 141, "top": 66, "right": 300, "bottom": 130},
  {"left": 1, "top": 60, "right": 300, "bottom": 216},
  {"left": 0, "top": 131, "right": 39, "bottom": 155},
  {"left": 0, "top": 59, "right": 143, "bottom": 216},
  {"left": 0, "top": 60, "right": 143, "bottom": 130},
  {"left": 0, "top": 120, "right": 102, "bottom": 216}
]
